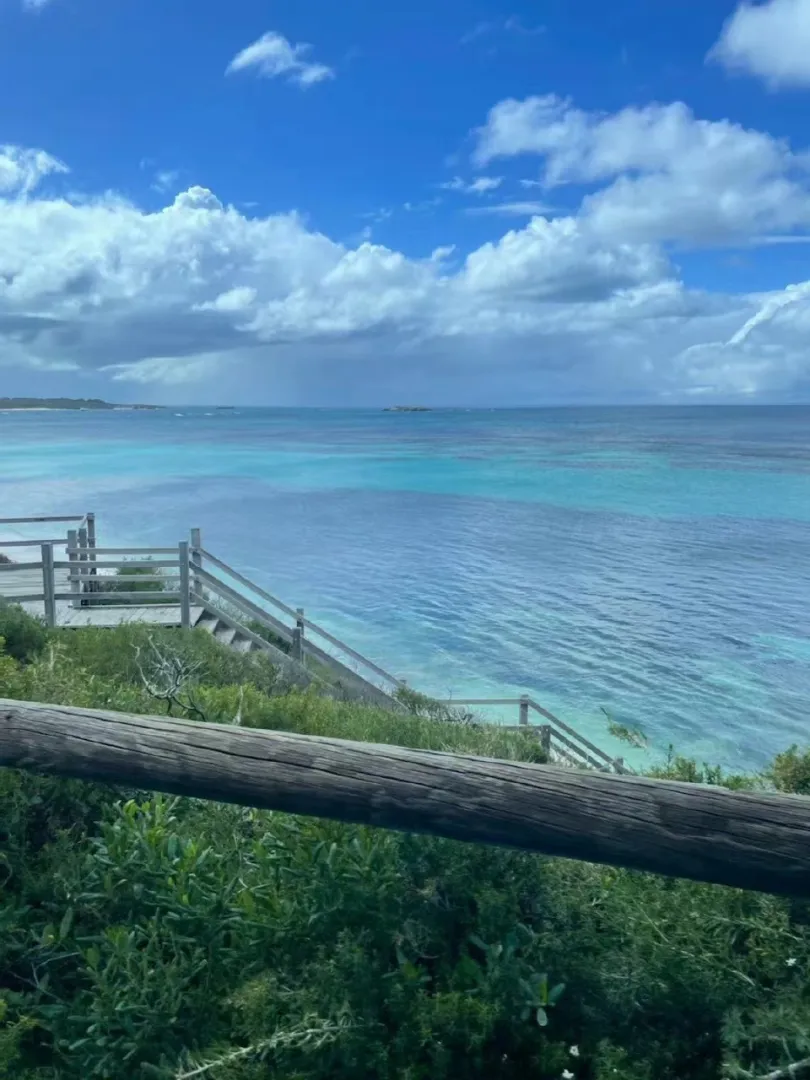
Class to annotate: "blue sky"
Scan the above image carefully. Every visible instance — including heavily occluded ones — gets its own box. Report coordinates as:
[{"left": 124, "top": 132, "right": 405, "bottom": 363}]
[{"left": 2, "top": 0, "right": 810, "bottom": 405}]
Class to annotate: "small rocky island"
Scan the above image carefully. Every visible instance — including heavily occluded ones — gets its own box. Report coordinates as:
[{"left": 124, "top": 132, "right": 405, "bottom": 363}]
[
  {"left": 0, "top": 398, "right": 162, "bottom": 411},
  {"left": 383, "top": 405, "right": 432, "bottom": 413}
]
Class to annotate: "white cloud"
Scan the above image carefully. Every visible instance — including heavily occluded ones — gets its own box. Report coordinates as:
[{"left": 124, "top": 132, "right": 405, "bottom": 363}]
[
  {"left": 2, "top": 139, "right": 810, "bottom": 403},
  {"left": 441, "top": 175, "right": 503, "bottom": 195},
  {"left": 458, "top": 216, "right": 669, "bottom": 301},
  {"left": 461, "top": 16, "right": 544, "bottom": 44},
  {"left": 197, "top": 286, "right": 258, "bottom": 314},
  {"left": 708, "top": 0, "right": 810, "bottom": 88},
  {"left": 152, "top": 170, "right": 180, "bottom": 195},
  {"left": 465, "top": 200, "right": 555, "bottom": 217},
  {"left": 22, "top": 0, "right": 53, "bottom": 9},
  {"left": 474, "top": 95, "right": 810, "bottom": 245},
  {"left": 226, "top": 31, "right": 334, "bottom": 87},
  {"left": 102, "top": 355, "right": 222, "bottom": 385},
  {"left": 0, "top": 145, "right": 67, "bottom": 196}
]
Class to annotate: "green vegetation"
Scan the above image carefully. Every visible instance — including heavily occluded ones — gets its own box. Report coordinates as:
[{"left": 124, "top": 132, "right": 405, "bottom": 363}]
[
  {"left": 1, "top": 602, "right": 810, "bottom": 1079},
  {"left": 0, "top": 599, "right": 49, "bottom": 663},
  {"left": 91, "top": 563, "right": 173, "bottom": 606}
]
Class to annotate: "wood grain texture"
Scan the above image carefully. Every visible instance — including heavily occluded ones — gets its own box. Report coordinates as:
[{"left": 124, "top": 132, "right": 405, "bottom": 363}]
[{"left": 2, "top": 698, "right": 810, "bottom": 897}]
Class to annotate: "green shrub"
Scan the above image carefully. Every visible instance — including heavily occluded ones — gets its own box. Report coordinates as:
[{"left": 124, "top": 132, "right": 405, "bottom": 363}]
[
  {"left": 767, "top": 745, "right": 810, "bottom": 795},
  {"left": 1, "top": 626, "right": 810, "bottom": 1079},
  {"left": 92, "top": 563, "right": 168, "bottom": 606},
  {"left": 0, "top": 600, "right": 49, "bottom": 663}
]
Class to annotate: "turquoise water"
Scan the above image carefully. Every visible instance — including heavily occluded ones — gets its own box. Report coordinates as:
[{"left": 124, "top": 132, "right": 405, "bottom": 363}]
[{"left": 2, "top": 405, "right": 809, "bottom": 771}]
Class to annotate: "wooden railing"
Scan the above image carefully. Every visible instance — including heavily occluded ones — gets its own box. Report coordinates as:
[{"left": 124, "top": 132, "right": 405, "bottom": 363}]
[
  {"left": 0, "top": 512, "right": 94, "bottom": 550},
  {"left": 436, "top": 696, "right": 633, "bottom": 774},
  {"left": 0, "top": 513, "right": 629, "bottom": 772},
  {"left": 189, "top": 539, "right": 405, "bottom": 709}
]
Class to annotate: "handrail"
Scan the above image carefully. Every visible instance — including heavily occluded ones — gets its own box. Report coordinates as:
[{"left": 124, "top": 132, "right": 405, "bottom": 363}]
[
  {"left": 297, "top": 613, "right": 405, "bottom": 689},
  {"left": 189, "top": 591, "right": 307, "bottom": 673},
  {"left": 198, "top": 548, "right": 404, "bottom": 691},
  {"left": 438, "top": 697, "right": 632, "bottom": 775},
  {"left": 548, "top": 726, "right": 613, "bottom": 772},
  {"left": 0, "top": 515, "right": 87, "bottom": 525},
  {"left": 525, "top": 697, "right": 622, "bottom": 768},
  {"left": 0, "top": 537, "right": 76, "bottom": 548},
  {"left": 66, "top": 547, "right": 178, "bottom": 556},
  {"left": 438, "top": 697, "right": 520, "bottom": 707},
  {"left": 192, "top": 567, "right": 402, "bottom": 708},
  {"left": 1, "top": 513, "right": 92, "bottom": 555},
  {"left": 443, "top": 697, "right": 621, "bottom": 768},
  {"left": 56, "top": 560, "right": 180, "bottom": 571},
  {"left": 193, "top": 566, "right": 296, "bottom": 643}
]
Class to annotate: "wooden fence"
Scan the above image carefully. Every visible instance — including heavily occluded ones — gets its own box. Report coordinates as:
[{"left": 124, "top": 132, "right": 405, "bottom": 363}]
[
  {"left": 0, "top": 513, "right": 629, "bottom": 773},
  {"left": 2, "top": 699, "right": 809, "bottom": 897}
]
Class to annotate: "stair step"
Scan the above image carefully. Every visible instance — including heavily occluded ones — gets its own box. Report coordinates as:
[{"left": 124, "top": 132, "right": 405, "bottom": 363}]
[
  {"left": 231, "top": 636, "right": 253, "bottom": 654},
  {"left": 214, "top": 625, "right": 237, "bottom": 646},
  {"left": 196, "top": 615, "right": 219, "bottom": 634}
]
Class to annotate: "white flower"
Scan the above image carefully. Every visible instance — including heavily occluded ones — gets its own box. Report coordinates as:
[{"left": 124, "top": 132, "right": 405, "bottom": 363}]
[
  {"left": 562, "top": 1071, "right": 575, "bottom": 1079},
  {"left": 569, "top": 1045, "right": 580, "bottom": 1057},
  {"left": 787, "top": 957, "right": 798, "bottom": 967}
]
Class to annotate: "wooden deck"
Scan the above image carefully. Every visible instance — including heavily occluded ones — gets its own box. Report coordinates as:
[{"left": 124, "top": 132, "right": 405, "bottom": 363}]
[
  {"left": 1, "top": 566, "right": 72, "bottom": 599},
  {"left": 20, "top": 603, "right": 205, "bottom": 629},
  {"left": 1, "top": 565, "right": 203, "bottom": 628}
]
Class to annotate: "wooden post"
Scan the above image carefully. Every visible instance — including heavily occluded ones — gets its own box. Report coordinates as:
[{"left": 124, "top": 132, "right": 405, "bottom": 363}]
[
  {"left": 519, "top": 695, "right": 530, "bottom": 726},
  {"left": 3, "top": 698, "right": 810, "bottom": 899},
  {"left": 178, "top": 541, "right": 191, "bottom": 630},
  {"left": 539, "top": 725, "right": 552, "bottom": 757},
  {"left": 40, "top": 543, "right": 56, "bottom": 627},
  {"left": 85, "top": 512, "right": 97, "bottom": 592},
  {"left": 77, "top": 525, "right": 88, "bottom": 607},
  {"left": 67, "top": 529, "right": 81, "bottom": 610},
  {"left": 292, "top": 607, "right": 305, "bottom": 662},
  {"left": 189, "top": 528, "right": 202, "bottom": 600}
]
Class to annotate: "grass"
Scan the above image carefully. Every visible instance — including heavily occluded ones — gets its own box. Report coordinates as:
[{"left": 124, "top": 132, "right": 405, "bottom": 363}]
[{"left": 1, "top": 603, "right": 810, "bottom": 1079}]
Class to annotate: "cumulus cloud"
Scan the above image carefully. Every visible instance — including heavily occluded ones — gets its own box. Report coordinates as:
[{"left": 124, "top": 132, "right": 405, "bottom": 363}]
[
  {"left": 474, "top": 95, "right": 810, "bottom": 245},
  {"left": 709, "top": 0, "right": 810, "bottom": 88},
  {"left": 458, "top": 216, "right": 669, "bottom": 301},
  {"left": 226, "top": 31, "right": 334, "bottom": 87},
  {"left": 2, "top": 133, "right": 810, "bottom": 404}
]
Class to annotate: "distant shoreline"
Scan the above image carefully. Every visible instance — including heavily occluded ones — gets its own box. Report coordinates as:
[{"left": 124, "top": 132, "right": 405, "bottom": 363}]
[{"left": 0, "top": 398, "right": 162, "bottom": 412}]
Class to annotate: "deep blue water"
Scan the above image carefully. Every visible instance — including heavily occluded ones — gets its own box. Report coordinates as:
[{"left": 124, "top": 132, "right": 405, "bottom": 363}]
[{"left": 2, "top": 405, "right": 809, "bottom": 771}]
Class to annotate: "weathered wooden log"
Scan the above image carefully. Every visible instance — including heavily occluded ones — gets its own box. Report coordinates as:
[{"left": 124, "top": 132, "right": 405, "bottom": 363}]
[{"left": 2, "top": 698, "right": 810, "bottom": 897}]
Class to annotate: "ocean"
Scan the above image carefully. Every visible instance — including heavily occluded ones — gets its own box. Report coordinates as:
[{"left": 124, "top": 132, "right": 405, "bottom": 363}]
[{"left": 2, "top": 404, "right": 809, "bottom": 772}]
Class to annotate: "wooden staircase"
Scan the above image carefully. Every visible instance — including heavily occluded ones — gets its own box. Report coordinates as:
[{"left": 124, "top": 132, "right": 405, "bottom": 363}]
[{"left": 193, "top": 611, "right": 255, "bottom": 654}]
